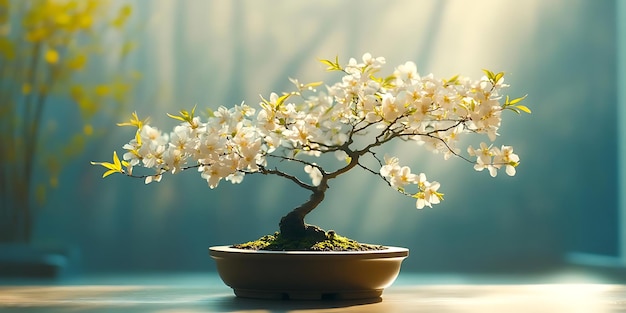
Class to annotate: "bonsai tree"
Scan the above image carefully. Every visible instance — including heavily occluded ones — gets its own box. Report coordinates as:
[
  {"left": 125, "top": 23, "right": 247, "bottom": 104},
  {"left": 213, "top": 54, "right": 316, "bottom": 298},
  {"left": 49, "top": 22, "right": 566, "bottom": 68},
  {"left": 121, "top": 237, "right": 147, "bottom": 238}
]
[
  {"left": 93, "top": 53, "right": 529, "bottom": 249},
  {"left": 0, "top": 0, "right": 136, "bottom": 244}
]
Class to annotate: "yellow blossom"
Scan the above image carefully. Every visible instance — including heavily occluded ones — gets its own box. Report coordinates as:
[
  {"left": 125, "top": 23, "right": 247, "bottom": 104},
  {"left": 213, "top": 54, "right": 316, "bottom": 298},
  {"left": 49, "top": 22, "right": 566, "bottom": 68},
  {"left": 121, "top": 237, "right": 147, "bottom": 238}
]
[{"left": 44, "top": 49, "right": 59, "bottom": 64}]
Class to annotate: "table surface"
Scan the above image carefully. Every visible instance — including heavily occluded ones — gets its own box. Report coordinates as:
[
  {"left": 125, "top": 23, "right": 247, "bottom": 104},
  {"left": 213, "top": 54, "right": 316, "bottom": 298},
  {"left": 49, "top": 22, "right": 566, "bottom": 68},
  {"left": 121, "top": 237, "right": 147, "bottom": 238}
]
[{"left": 1, "top": 270, "right": 626, "bottom": 313}]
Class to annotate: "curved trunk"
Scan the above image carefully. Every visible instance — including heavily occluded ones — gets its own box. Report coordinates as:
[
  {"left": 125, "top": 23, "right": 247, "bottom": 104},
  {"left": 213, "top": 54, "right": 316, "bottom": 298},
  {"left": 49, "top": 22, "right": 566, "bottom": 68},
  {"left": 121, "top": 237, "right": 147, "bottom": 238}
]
[
  {"left": 277, "top": 151, "right": 365, "bottom": 240},
  {"left": 279, "top": 187, "right": 326, "bottom": 239}
]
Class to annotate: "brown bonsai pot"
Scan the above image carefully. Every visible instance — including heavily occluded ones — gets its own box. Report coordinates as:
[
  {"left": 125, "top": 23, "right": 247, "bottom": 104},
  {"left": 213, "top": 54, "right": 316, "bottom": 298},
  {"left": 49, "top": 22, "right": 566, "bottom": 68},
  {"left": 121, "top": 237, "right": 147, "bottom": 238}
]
[{"left": 209, "top": 245, "right": 409, "bottom": 300}]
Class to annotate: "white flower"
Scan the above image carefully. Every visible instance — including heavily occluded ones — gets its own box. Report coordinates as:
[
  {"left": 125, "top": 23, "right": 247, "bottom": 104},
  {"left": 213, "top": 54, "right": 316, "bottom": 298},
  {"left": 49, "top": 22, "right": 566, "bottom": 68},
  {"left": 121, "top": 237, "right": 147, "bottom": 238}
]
[
  {"left": 391, "top": 166, "right": 417, "bottom": 188},
  {"left": 122, "top": 138, "right": 141, "bottom": 166},
  {"left": 380, "top": 155, "right": 400, "bottom": 179},
  {"left": 416, "top": 181, "right": 441, "bottom": 209},
  {"left": 334, "top": 150, "right": 349, "bottom": 162},
  {"left": 162, "top": 147, "right": 184, "bottom": 174},
  {"left": 468, "top": 142, "right": 498, "bottom": 176},
  {"left": 145, "top": 174, "right": 162, "bottom": 184},
  {"left": 415, "top": 173, "right": 441, "bottom": 209},
  {"left": 304, "top": 164, "right": 322, "bottom": 186},
  {"left": 214, "top": 106, "right": 233, "bottom": 128},
  {"left": 140, "top": 125, "right": 168, "bottom": 146},
  {"left": 238, "top": 138, "right": 263, "bottom": 171},
  {"left": 361, "top": 53, "right": 385, "bottom": 69},
  {"left": 226, "top": 172, "right": 244, "bottom": 184},
  {"left": 381, "top": 94, "right": 403, "bottom": 122},
  {"left": 170, "top": 124, "right": 193, "bottom": 152},
  {"left": 493, "top": 145, "right": 520, "bottom": 176},
  {"left": 394, "top": 61, "right": 418, "bottom": 83},
  {"left": 416, "top": 173, "right": 428, "bottom": 189},
  {"left": 139, "top": 143, "right": 165, "bottom": 168},
  {"left": 470, "top": 101, "right": 502, "bottom": 141},
  {"left": 200, "top": 163, "right": 233, "bottom": 189}
]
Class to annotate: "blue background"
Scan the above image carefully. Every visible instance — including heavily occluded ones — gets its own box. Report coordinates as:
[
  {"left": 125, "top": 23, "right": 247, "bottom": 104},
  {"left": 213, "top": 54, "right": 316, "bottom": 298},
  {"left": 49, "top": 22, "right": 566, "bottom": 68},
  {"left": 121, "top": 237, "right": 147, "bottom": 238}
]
[{"left": 22, "top": 0, "right": 619, "bottom": 274}]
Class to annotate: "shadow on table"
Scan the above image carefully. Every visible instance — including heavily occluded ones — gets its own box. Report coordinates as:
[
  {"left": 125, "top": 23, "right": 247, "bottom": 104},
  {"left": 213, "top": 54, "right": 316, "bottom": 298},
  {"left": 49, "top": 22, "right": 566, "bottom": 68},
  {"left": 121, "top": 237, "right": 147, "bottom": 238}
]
[{"left": 212, "top": 295, "right": 382, "bottom": 312}]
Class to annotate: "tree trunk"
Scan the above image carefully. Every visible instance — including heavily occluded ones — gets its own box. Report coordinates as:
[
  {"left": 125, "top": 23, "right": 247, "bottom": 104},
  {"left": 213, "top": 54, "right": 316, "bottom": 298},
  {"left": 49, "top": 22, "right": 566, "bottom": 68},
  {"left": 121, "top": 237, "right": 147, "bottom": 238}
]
[{"left": 279, "top": 187, "right": 327, "bottom": 240}]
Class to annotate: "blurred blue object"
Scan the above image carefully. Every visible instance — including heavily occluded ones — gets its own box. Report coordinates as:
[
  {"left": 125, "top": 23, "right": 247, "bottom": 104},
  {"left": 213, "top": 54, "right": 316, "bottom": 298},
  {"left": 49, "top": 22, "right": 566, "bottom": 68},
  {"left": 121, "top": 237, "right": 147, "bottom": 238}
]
[{"left": 0, "top": 243, "right": 80, "bottom": 278}]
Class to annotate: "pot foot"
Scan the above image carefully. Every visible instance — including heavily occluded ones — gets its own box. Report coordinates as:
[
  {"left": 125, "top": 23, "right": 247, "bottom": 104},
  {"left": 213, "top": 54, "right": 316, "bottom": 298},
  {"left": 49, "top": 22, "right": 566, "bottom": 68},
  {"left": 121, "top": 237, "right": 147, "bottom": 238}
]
[
  {"left": 233, "top": 288, "right": 383, "bottom": 300},
  {"left": 331, "top": 289, "right": 383, "bottom": 300},
  {"left": 234, "top": 289, "right": 286, "bottom": 300}
]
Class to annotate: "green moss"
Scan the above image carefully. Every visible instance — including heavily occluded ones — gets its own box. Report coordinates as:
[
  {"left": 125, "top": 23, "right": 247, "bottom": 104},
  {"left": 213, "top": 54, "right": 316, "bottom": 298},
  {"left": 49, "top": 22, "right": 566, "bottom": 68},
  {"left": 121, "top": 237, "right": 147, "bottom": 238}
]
[{"left": 232, "top": 229, "right": 386, "bottom": 251}]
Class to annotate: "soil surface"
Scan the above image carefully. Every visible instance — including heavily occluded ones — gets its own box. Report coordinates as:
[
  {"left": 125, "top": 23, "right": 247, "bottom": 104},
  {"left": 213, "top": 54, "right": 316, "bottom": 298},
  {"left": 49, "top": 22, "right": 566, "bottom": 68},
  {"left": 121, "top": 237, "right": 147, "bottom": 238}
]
[{"left": 232, "top": 225, "right": 386, "bottom": 251}]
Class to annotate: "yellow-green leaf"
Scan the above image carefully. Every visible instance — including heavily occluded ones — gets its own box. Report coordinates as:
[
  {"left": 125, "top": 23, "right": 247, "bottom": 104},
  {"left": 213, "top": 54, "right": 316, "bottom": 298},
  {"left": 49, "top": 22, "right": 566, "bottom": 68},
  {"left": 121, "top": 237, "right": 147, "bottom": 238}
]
[
  {"left": 102, "top": 169, "right": 118, "bottom": 178},
  {"left": 515, "top": 105, "right": 532, "bottom": 114},
  {"left": 206, "top": 108, "right": 215, "bottom": 117},
  {"left": 494, "top": 72, "right": 504, "bottom": 83},
  {"left": 303, "top": 81, "right": 323, "bottom": 89},
  {"left": 91, "top": 151, "right": 124, "bottom": 178},
  {"left": 275, "top": 93, "right": 290, "bottom": 108},
  {"left": 506, "top": 107, "right": 521, "bottom": 114},
  {"left": 135, "top": 129, "right": 142, "bottom": 146},
  {"left": 319, "top": 55, "right": 342, "bottom": 71},
  {"left": 369, "top": 74, "right": 383, "bottom": 84},
  {"left": 482, "top": 69, "right": 495, "bottom": 81},
  {"left": 113, "top": 150, "right": 121, "bottom": 169},
  {"left": 168, "top": 105, "right": 197, "bottom": 124},
  {"left": 435, "top": 191, "right": 445, "bottom": 201},
  {"left": 167, "top": 113, "right": 186, "bottom": 122},
  {"left": 320, "top": 59, "right": 334, "bottom": 67},
  {"left": 509, "top": 94, "right": 528, "bottom": 105},
  {"left": 117, "top": 112, "right": 146, "bottom": 128},
  {"left": 90, "top": 160, "right": 115, "bottom": 171},
  {"left": 444, "top": 74, "right": 459, "bottom": 85}
]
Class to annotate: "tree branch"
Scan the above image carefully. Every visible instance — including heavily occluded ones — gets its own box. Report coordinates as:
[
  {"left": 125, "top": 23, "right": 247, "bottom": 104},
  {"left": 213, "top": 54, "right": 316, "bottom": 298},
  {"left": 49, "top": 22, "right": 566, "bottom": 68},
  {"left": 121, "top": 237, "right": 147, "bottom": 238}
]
[{"left": 257, "top": 165, "right": 316, "bottom": 191}]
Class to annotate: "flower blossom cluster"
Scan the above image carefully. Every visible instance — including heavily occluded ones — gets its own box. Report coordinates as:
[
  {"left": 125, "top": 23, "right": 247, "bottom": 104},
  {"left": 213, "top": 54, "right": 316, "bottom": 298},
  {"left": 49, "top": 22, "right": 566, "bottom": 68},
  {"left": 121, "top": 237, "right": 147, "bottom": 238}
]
[{"left": 94, "top": 53, "right": 529, "bottom": 209}]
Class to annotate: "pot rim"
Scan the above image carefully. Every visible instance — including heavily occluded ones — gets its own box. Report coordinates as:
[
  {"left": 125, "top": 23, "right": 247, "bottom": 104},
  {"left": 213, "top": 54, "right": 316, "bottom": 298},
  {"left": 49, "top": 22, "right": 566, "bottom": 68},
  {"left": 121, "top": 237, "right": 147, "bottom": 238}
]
[{"left": 209, "top": 245, "right": 409, "bottom": 258}]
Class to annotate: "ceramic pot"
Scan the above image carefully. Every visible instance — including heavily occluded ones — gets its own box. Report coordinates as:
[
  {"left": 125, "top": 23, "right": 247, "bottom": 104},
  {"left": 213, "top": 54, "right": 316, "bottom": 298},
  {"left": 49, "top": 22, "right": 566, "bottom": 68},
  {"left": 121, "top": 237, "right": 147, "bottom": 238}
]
[{"left": 209, "top": 245, "right": 409, "bottom": 300}]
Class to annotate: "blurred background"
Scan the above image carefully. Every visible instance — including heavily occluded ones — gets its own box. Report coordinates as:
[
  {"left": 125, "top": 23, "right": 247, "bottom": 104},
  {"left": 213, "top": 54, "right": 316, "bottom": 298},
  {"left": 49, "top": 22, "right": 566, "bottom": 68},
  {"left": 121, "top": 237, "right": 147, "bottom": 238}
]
[{"left": 1, "top": 0, "right": 623, "bottom": 276}]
